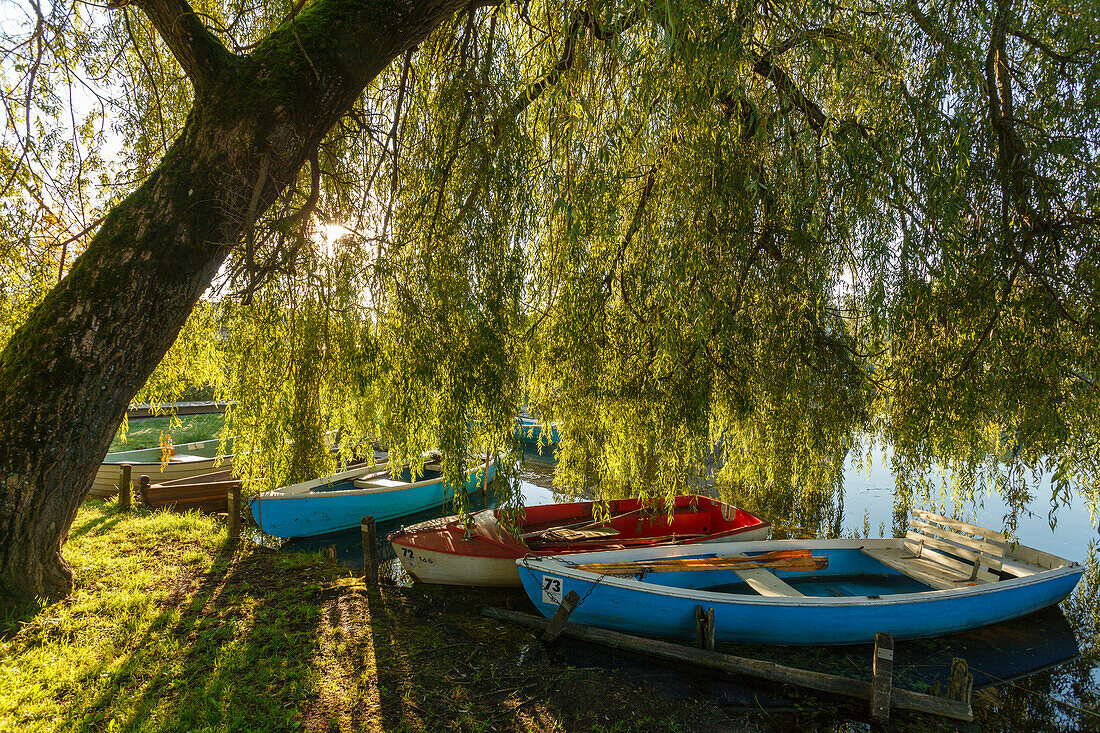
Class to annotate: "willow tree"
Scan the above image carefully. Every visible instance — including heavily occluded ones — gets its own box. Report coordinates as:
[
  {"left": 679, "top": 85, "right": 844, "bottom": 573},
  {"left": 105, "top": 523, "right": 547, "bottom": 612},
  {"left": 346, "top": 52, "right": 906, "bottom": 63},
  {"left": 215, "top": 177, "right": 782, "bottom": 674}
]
[{"left": 2, "top": 0, "right": 1099, "bottom": 600}]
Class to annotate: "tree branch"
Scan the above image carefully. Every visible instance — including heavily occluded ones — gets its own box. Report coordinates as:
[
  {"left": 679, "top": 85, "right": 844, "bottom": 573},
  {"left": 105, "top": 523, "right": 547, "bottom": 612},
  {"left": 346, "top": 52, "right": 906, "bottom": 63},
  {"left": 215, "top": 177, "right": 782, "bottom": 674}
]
[
  {"left": 492, "top": 7, "right": 645, "bottom": 139},
  {"left": 120, "top": 0, "right": 233, "bottom": 94},
  {"left": 751, "top": 54, "right": 826, "bottom": 131}
]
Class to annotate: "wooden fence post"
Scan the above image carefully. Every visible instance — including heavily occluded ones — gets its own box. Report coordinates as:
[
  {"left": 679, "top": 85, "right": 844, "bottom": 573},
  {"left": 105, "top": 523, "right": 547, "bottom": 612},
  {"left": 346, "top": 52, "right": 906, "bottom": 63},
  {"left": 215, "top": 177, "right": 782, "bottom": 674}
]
[
  {"left": 139, "top": 475, "right": 150, "bottom": 505},
  {"left": 227, "top": 485, "right": 241, "bottom": 541},
  {"left": 118, "top": 464, "right": 132, "bottom": 511},
  {"left": 361, "top": 516, "right": 377, "bottom": 583}
]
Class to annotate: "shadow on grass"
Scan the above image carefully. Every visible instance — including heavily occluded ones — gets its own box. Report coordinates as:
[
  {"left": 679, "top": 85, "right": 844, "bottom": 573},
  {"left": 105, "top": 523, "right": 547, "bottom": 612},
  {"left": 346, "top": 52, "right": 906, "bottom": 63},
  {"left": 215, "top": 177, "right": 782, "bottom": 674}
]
[
  {"left": 0, "top": 597, "right": 46, "bottom": 640},
  {"left": 363, "top": 575, "right": 547, "bottom": 732},
  {"left": 66, "top": 508, "right": 124, "bottom": 541},
  {"left": 59, "top": 538, "right": 330, "bottom": 731}
]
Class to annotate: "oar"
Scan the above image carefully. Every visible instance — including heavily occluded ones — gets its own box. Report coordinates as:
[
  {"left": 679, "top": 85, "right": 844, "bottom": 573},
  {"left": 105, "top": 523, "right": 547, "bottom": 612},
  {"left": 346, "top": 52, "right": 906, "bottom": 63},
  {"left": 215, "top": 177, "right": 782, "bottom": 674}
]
[{"left": 574, "top": 549, "right": 827, "bottom": 575}]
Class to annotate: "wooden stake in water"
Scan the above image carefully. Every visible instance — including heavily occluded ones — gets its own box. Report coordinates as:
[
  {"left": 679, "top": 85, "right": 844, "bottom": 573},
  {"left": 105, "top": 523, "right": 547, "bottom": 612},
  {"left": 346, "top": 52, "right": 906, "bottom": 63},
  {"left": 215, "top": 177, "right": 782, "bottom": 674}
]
[
  {"left": 871, "top": 632, "right": 894, "bottom": 722},
  {"left": 361, "top": 516, "right": 378, "bottom": 583},
  {"left": 118, "top": 464, "right": 132, "bottom": 511},
  {"left": 695, "top": 606, "right": 715, "bottom": 651}
]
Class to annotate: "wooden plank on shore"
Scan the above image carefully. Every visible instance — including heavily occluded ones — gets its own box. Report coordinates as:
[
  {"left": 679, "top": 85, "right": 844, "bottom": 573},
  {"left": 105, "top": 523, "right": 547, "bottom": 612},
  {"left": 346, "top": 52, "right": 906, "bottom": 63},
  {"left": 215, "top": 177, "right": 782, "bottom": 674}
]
[{"left": 481, "top": 607, "right": 973, "bottom": 722}]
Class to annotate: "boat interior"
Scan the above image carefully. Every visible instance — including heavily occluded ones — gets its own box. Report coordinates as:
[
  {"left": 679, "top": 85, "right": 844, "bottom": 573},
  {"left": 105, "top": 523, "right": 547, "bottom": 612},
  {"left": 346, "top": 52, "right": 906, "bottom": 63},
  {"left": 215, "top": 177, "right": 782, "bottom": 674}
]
[
  {"left": 595, "top": 511, "right": 1074, "bottom": 599},
  {"left": 517, "top": 497, "right": 762, "bottom": 549}
]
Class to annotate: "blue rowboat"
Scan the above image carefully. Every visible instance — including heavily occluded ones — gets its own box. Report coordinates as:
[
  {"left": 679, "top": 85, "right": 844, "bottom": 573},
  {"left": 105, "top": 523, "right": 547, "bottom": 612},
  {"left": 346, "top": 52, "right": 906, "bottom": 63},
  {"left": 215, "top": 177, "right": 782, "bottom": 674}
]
[
  {"left": 515, "top": 416, "right": 559, "bottom": 452},
  {"left": 249, "top": 459, "right": 497, "bottom": 538},
  {"left": 517, "top": 511, "right": 1084, "bottom": 645}
]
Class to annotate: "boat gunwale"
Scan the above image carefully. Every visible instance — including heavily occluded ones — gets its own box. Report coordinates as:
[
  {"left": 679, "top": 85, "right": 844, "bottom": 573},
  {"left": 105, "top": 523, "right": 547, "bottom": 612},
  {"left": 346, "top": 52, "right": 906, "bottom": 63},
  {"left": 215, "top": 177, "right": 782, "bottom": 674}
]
[
  {"left": 252, "top": 463, "right": 488, "bottom": 501},
  {"left": 101, "top": 436, "right": 237, "bottom": 465},
  {"left": 388, "top": 496, "right": 769, "bottom": 550},
  {"left": 516, "top": 538, "right": 1082, "bottom": 608}
]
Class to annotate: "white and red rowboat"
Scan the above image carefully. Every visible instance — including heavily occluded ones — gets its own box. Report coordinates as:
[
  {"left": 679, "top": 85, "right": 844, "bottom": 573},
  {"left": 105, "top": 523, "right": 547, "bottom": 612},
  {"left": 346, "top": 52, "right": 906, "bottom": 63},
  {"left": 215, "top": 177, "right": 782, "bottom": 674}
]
[{"left": 388, "top": 495, "right": 770, "bottom": 587}]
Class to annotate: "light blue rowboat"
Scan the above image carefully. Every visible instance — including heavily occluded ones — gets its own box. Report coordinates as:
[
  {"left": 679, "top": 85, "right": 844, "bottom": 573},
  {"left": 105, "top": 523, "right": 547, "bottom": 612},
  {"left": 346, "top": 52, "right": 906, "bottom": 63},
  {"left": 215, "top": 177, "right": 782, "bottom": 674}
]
[
  {"left": 515, "top": 416, "right": 559, "bottom": 452},
  {"left": 249, "top": 459, "right": 497, "bottom": 538},
  {"left": 517, "top": 511, "right": 1084, "bottom": 645}
]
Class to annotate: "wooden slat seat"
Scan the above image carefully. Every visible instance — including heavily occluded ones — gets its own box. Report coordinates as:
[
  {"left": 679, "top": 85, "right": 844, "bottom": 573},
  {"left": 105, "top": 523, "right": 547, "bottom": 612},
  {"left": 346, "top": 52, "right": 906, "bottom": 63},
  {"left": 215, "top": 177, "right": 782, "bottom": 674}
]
[
  {"left": 863, "top": 510, "right": 1009, "bottom": 590},
  {"left": 862, "top": 547, "right": 982, "bottom": 590},
  {"left": 168, "top": 453, "right": 212, "bottom": 463},
  {"left": 733, "top": 567, "right": 805, "bottom": 597}
]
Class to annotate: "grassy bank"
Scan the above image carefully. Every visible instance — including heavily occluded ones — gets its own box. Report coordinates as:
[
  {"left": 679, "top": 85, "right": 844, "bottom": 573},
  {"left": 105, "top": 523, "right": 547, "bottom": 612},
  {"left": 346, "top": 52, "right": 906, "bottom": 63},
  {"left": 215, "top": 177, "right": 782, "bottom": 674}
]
[
  {"left": 111, "top": 414, "right": 227, "bottom": 451},
  {"left": 0, "top": 505, "right": 746, "bottom": 732}
]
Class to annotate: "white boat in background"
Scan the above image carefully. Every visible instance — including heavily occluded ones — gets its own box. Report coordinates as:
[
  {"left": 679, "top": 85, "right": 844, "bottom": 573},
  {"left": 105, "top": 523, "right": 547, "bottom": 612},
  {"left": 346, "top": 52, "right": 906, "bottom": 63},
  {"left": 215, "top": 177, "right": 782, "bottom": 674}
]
[{"left": 88, "top": 437, "right": 235, "bottom": 500}]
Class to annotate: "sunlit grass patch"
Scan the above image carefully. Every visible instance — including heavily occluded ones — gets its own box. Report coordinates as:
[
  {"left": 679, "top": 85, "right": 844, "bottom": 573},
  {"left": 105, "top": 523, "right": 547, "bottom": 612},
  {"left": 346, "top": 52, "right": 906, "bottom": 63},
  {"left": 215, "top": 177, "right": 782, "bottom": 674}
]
[{"left": 111, "top": 413, "right": 227, "bottom": 452}]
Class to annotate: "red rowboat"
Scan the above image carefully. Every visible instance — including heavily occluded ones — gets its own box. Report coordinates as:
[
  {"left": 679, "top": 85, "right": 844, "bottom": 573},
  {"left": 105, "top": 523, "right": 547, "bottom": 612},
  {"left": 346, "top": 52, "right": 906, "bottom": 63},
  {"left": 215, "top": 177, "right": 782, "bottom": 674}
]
[{"left": 388, "top": 495, "right": 770, "bottom": 586}]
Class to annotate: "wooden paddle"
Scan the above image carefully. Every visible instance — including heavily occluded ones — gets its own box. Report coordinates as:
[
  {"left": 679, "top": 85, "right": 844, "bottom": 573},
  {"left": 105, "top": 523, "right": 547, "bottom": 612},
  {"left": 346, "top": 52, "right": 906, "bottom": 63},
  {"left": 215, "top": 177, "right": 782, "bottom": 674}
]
[{"left": 574, "top": 549, "right": 828, "bottom": 575}]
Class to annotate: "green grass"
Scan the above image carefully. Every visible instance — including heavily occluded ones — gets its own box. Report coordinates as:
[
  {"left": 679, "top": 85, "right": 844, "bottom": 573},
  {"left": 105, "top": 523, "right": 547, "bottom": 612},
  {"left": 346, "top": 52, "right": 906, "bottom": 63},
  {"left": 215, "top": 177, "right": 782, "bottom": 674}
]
[
  {"left": 0, "top": 505, "right": 743, "bottom": 732},
  {"left": 111, "top": 413, "right": 226, "bottom": 451}
]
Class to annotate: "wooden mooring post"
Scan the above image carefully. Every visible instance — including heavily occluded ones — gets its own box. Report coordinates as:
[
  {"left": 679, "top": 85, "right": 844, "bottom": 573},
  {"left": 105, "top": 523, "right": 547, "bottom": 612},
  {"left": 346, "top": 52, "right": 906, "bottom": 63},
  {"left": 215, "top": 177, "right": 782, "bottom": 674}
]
[
  {"left": 361, "top": 516, "right": 378, "bottom": 583},
  {"left": 695, "top": 606, "right": 715, "bottom": 651},
  {"left": 118, "top": 464, "right": 132, "bottom": 511},
  {"left": 227, "top": 484, "right": 241, "bottom": 541},
  {"left": 871, "top": 632, "right": 894, "bottom": 722},
  {"left": 481, "top": 607, "right": 973, "bottom": 722},
  {"left": 541, "top": 590, "right": 581, "bottom": 645}
]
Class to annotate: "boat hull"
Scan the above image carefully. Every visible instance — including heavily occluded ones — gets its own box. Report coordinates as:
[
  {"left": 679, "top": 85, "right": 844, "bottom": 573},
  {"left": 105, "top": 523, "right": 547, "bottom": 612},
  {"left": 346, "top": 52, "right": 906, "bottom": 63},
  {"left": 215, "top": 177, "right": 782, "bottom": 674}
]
[
  {"left": 141, "top": 470, "right": 238, "bottom": 513},
  {"left": 390, "top": 496, "right": 770, "bottom": 587},
  {"left": 250, "top": 464, "right": 496, "bottom": 538},
  {"left": 516, "top": 539, "right": 1084, "bottom": 645},
  {"left": 515, "top": 418, "right": 559, "bottom": 452},
  {"left": 89, "top": 439, "right": 235, "bottom": 499}
]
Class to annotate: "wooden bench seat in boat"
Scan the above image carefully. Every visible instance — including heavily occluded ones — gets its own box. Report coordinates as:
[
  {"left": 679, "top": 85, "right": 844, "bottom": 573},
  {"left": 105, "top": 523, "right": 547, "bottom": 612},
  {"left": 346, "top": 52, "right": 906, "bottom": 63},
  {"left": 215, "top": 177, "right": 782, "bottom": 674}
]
[
  {"left": 722, "top": 552, "right": 805, "bottom": 597},
  {"left": 862, "top": 510, "right": 1008, "bottom": 590},
  {"left": 732, "top": 567, "right": 805, "bottom": 597},
  {"left": 168, "top": 453, "right": 213, "bottom": 463}
]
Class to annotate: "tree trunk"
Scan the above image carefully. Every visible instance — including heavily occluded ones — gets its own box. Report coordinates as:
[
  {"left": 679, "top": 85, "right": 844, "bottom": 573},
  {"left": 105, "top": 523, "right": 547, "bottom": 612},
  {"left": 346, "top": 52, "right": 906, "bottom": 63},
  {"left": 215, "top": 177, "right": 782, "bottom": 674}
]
[{"left": 0, "top": 0, "right": 472, "bottom": 602}]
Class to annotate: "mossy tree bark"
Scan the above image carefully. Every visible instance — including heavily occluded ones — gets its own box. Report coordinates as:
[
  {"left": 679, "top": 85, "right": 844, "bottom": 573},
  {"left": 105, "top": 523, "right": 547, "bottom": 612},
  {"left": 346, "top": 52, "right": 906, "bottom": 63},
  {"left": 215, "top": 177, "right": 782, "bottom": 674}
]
[{"left": 0, "top": 0, "right": 475, "bottom": 602}]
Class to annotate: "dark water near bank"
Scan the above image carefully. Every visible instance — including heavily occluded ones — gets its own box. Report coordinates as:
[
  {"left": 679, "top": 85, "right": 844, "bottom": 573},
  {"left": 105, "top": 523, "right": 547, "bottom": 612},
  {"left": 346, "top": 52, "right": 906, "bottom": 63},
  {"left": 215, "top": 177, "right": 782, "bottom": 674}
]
[{"left": 254, "top": 448, "right": 1100, "bottom": 729}]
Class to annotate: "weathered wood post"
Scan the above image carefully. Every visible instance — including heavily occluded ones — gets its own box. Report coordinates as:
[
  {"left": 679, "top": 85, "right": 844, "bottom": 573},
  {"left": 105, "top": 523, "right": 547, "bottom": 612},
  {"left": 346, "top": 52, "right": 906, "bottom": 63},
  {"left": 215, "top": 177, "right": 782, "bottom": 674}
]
[
  {"left": 227, "top": 484, "right": 241, "bottom": 541},
  {"left": 695, "top": 605, "right": 715, "bottom": 650},
  {"left": 947, "top": 658, "right": 973, "bottom": 706},
  {"left": 118, "top": 464, "right": 132, "bottom": 511},
  {"left": 541, "top": 589, "right": 581, "bottom": 644},
  {"left": 871, "top": 632, "right": 894, "bottom": 721},
  {"left": 139, "top": 475, "right": 150, "bottom": 505},
  {"left": 361, "top": 516, "right": 377, "bottom": 583}
]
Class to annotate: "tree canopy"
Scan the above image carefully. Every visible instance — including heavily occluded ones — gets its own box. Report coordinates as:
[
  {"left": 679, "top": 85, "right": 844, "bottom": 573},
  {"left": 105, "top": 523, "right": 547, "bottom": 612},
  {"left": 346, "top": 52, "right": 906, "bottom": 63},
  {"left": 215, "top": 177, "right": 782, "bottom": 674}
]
[{"left": 2, "top": 0, "right": 1099, "bottom": 552}]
